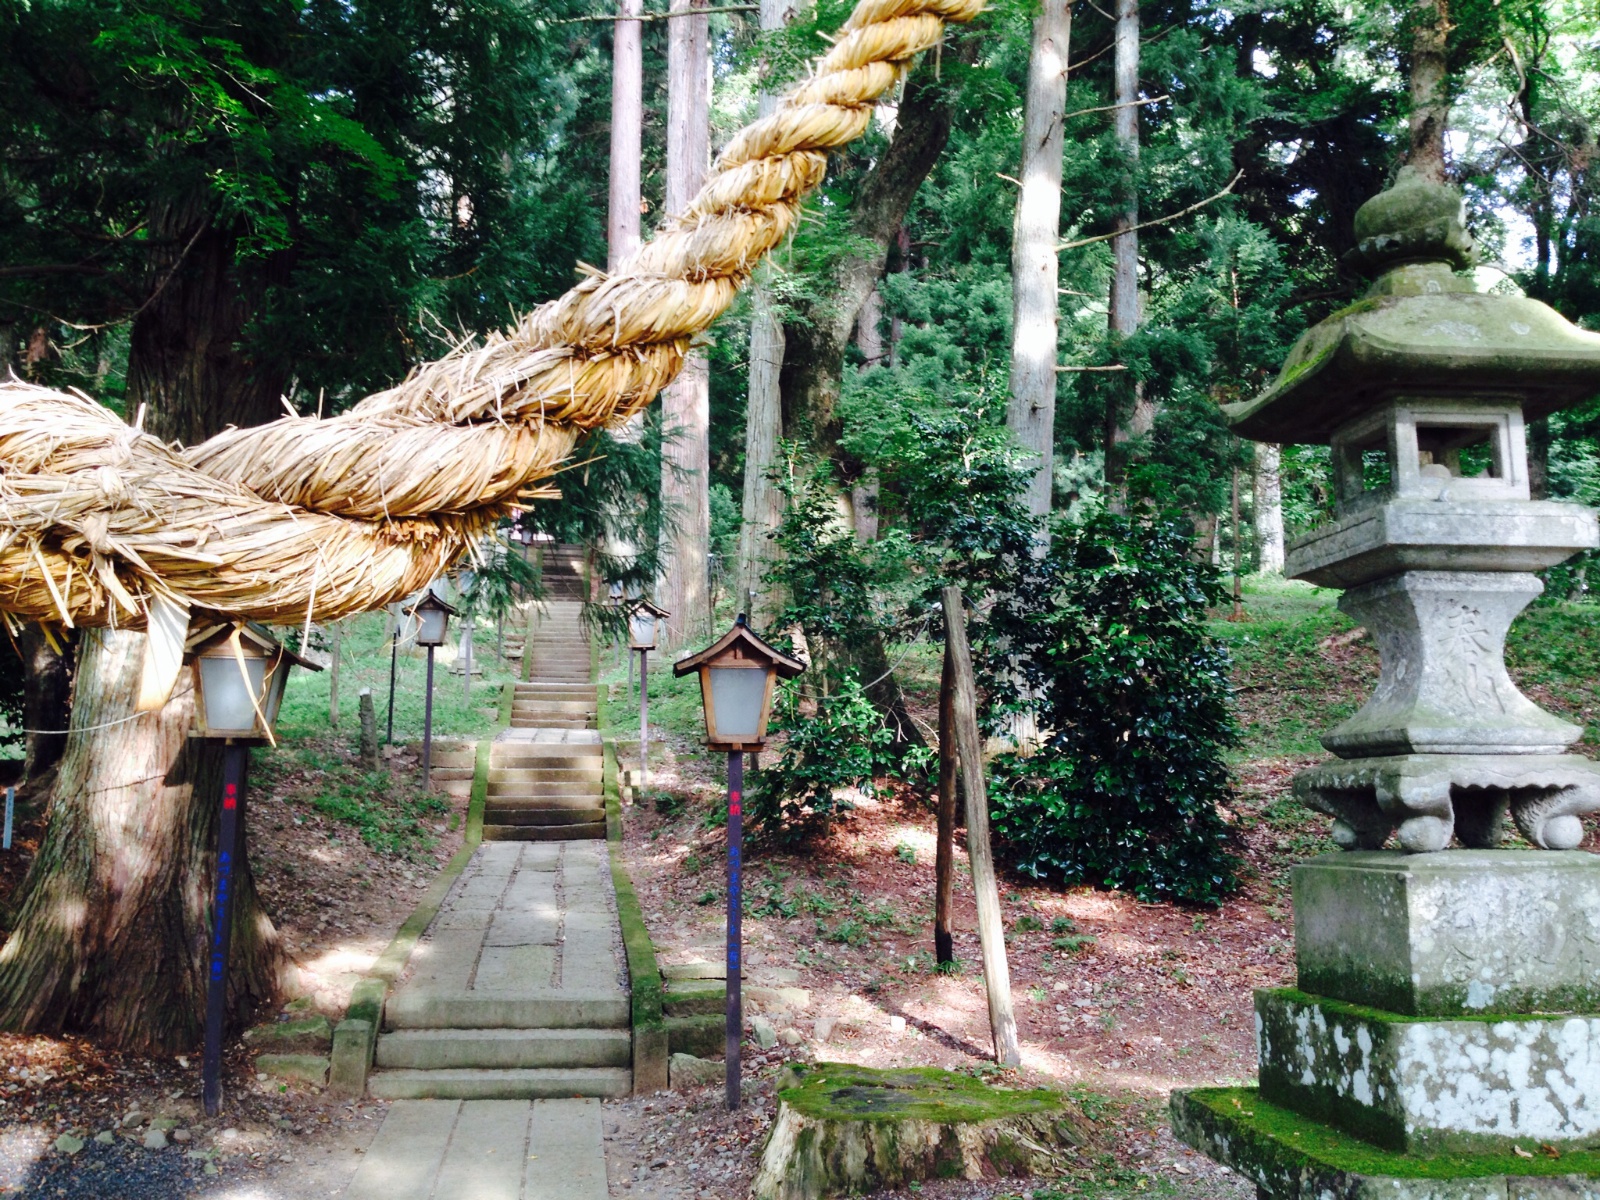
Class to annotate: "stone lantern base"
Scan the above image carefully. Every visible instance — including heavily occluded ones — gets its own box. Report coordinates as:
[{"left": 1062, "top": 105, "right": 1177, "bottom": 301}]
[{"left": 1174, "top": 852, "right": 1600, "bottom": 1199}]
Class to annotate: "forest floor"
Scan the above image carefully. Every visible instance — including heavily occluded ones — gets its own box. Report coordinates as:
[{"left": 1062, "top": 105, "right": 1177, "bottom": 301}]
[{"left": 2, "top": 583, "right": 1599, "bottom": 1198}]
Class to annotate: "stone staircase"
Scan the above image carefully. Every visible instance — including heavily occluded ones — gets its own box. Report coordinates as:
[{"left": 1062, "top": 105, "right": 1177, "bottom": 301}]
[
  {"left": 483, "top": 740, "right": 605, "bottom": 842},
  {"left": 369, "top": 842, "right": 631, "bottom": 1100}
]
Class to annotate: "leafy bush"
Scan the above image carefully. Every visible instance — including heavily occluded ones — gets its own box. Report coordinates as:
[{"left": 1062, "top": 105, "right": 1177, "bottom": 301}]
[
  {"left": 988, "top": 512, "right": 1240, "bottom": 906},
  {"left": 746, "top": 672, "right": 895, "bottom": 845},
  {"left": 307, "top": 767, "right": 450, "bottom": 859}
]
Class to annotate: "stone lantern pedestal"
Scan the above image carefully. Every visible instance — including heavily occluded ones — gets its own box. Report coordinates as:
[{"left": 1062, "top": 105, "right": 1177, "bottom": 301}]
[{"left": 1173, "top": 169, "right": 1600, "bottom": 1197}]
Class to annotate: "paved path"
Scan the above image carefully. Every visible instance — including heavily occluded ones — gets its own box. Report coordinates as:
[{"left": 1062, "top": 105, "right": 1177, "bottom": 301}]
[{"left": 344, "top": 1098, "right": 607, "bottom": 1200}]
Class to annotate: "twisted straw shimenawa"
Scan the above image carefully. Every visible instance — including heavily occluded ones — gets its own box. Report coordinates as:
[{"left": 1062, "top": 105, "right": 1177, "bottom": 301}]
[{"left": 0, "top": 0, "right": 983, "bottom": 666}]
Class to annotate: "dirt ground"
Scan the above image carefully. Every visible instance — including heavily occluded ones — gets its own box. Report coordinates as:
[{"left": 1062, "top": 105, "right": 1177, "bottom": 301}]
[{"left": 599, "top": 708, "right": 1321, "bottom": 1198}]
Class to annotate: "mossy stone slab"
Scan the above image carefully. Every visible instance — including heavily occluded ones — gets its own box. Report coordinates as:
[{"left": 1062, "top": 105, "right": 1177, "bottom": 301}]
[
  {"left": 1172, "top": 1086, "right": 1600, "bottom": 1199},
  {"left": 1258, "top": 989, "right": 1600, "bottom": 1154},
  {"left": 753, "top": 1064, "right": 1083, "bottom": 1200},
  {"left": 663, "top": 980, "right": 725, "bottom": 1018},
  {"left": 1293, "top": 852, "right": 1600, "bottom": 1017},
  {"left": 242, "top": 1015, "right": 333, "bottom": 1054}
]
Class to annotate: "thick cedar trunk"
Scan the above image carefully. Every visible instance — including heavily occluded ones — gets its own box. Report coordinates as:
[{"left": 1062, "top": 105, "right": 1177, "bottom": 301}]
[
  {"left": 736, "top": 0, "right": 800, "bottom": 629},
  {"left": 0, "top": 188, "right": 290, "bottom": 1051},
  {"left": 21, "top": 627, "right": 72, "bottom": 782},
  {"left": 1103, "top": 0, "right": 1151, "bottom": 502},
  {"left": 127, "top": 193, "right": 291, "bottom": 441},
  {"left": 1253, "top": 443, "right": 1285, "bottom": 573},
  {"left": 778, "top": 55, "right": 962, "bottom": 744},
  {"left": 1007, "top": 0, "right": 1071, "bottom": 521},
  {"left": 659, "top": 0, "right": 713, "bottom": 646},
  {"left": 0, "top": 632, "right": 280, "bottom": 1050},
  {"left": 1407, "top": 0, "right": 1450, "bottom": 183},
  {"left": 608, "top": 0, "right": 645, "bottom": 270}
]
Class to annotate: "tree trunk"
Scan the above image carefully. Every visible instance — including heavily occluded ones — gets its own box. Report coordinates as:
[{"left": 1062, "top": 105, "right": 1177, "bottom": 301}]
[
  {"left": 127, "top": 192, "right": 291, "bottom": 442},
  {"left": 1103, "top": 0, "right": 1150, "bottom": 502},
  {"left": 21, "top": 627, "right": 72, "bottom": 783},
  {"left": 1253, "top": 442, "right": 1285, "bottom": 573},
  {"left": 608, "top": 0, "right": 645, "bottom": 271},
  {"left": 328, "top": 620, "right": 342, "bottom": 727},
  {"left": 736, "top": 0, "right": 802, "bottom": 630},
  {"left": 779, "top": 59, "right": 958, "bottom": 465},
  {"left": 0, "top": 185, "right": 292, "bottom": 1051},
  {"left": 777, "top": 53, "right": 964, "bottom": 742},
  {"left": 1007, "top": 0, "right": 1071, "bottom": 522},
  {"left": 659, "top": 0, "right": 713, "bottom": 646},
  {"left": 1407, "top": 0, "right": 1450, "bottom": 183},
  {"left": 0, "top": 631, "right": 281, "bottom": 1051}
]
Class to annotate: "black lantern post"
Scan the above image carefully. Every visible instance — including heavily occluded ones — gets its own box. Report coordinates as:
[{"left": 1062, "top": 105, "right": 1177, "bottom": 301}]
[
  {"left": 629, "top": 599, "right": 669, "bottom": 791},
  {"left": 409, "top": 590, "right": 455, "bottom": 789},
  {"left": 188, "top": 622, "right": 317, "bottom": 1117},
  {"left": 674, "top": 615, "right": 803, "bottom": 1109}
]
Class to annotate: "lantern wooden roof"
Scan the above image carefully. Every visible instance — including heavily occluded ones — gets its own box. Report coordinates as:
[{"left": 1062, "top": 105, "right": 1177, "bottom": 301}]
[
  {"left": 185, "top": 621, "right": 322, "bottom": 672},
  {"left": 408, "top": 589, "right": 457, "bottom": 617},
  {"left": 672, "top": 614, "right": 805, "bottom": 679},
  {"left": 631, "top": 598, "right": 670, "bottom": 620}
]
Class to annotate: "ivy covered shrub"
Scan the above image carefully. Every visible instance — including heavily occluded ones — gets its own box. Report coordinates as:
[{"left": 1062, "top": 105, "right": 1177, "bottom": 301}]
[{"left": 988, "top": 513, "right": 1240, "bottom": 906}]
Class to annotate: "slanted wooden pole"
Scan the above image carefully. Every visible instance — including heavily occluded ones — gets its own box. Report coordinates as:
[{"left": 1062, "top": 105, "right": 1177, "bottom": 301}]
[
  {"left": 940, "top": 585, "right": 1021, "bottom": 1067},
  {"left": 934, "top": 636, "right": 957, "bottom": 966}
]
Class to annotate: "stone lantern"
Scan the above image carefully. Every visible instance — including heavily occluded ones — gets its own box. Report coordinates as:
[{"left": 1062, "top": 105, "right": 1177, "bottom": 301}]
[
  {"left": 1174, "top": 169, "right": 1600, "bottom": 1194},
  {"left": 1228, "top": 167, "right": 1600, "bottom": 856}
]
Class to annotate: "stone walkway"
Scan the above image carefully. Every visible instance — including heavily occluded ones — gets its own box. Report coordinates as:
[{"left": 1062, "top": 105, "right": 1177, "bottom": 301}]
[{"left": 343, "top": 1098, "right": 607, "bottom": 1200}]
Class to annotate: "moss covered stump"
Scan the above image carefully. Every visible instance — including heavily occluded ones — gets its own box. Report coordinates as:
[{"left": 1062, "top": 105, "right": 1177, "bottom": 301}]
[{"left": 750, "top": 1063, "right": 1085, "bottom": 1200}]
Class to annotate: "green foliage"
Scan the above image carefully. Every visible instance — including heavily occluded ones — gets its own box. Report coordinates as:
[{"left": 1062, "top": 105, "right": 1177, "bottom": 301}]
[
  {"left": 747, "top": 673, "right": 895, "bottom": 845},
  {"left": 304, "top": 764, "right": 449, "bottom": 859},
  {"left": 988, "top": 513, "right": 1241, "bottom": 906}
]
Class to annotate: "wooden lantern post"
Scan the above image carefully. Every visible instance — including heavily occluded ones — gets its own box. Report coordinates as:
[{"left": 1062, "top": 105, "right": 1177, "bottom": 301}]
[
  {"left": 187, "top": 622, "right": 318, "bottom": 1116},
  {"left": 675, "top": 614, "right": 804, "bottom": 1108}
]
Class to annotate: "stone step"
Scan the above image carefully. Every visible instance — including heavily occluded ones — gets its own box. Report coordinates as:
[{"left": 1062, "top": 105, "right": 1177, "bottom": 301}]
[
  {"left": 366, "top": 1067, "right": 631, "bottom": 1101},
  {"left": 511, "top": 700, "right": 597, "bottom": 715},
  {"left": 490, "top": 749, "right": 602, "bottom": 766},
  {"left": 489, "top": 763, "right": 603, "bottom": 779},
  {"left": 514, "top": 682, "right": 596, "bottom": 694},
  {"left": 375, "top": 1028, "right": 630, "bottom": 1071},
  {"left": 482, "top": 822, "right": 605, "bottom": 842},
  {"left": 483, "top": 808, "right": 607, "bottom": 827},
  {"left": 488, "top": 782, "right": 603, "bottom": 799},
  {"left": 429, "top": 766, "right": 476, "bottom": 781},
  {"left": 386, "top": 988, "right": 628, "bottom": 1031},
  {"left": 510, "top": 719, "right": 595, "bottom": 730}
]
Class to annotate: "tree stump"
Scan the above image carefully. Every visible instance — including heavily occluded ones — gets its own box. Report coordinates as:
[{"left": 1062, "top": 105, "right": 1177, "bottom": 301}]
[{"left": 750, "top": 1063, "right": 1086, "bottom": 1200}]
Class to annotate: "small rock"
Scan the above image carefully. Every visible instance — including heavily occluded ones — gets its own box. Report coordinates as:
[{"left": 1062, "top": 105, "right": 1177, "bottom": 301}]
[
  {"left": 814, "top": 1015, "right": 838, "bottom": 1042},
  {"left": 778, "top": 1027, "right": 802, "bottom": 1046},
  {"left": 275, "top": 1118, "right": 294, "bottom": 1130},
  {"left": 751, "top": 1016, "right": 778, "bottom": 1049},
  {"left": 888, "top": 1015, "right": 906, "bottom": 1033},
  {"left": 143, "top": 1129, "right": 168, "bottom": 1150},
  {"left": 256, "top": 1054, "right": 329, "bottom": 1087},
  {"left": 121, "top": 1110, "right": 145, "bottom": 1129},
  {"left": 150, "top": 1116, "right": 181, "bottom": 1131},
  {"left": 94, "top": 1132, "right": 115, "bottom": 1146},
  {"left": 54, "top": 1134, "right": 85, "bottom": 1156},
  {"left": 668, "top": 1052, "right": 724, "bottom": 1089},
  {"left": 172, "top": 1129, "right": 192, "bottom": 1144}
]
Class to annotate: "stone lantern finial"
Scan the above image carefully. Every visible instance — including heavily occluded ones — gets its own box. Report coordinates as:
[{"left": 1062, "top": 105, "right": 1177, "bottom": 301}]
[{"left": 1346, "top": 164, "right": 1476, "bottom": 277}]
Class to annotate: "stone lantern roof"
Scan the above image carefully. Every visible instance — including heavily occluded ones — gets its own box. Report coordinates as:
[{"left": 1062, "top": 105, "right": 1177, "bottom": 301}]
[{"left": 1225, "top": 167, "right": 1600, "bottom": 444}]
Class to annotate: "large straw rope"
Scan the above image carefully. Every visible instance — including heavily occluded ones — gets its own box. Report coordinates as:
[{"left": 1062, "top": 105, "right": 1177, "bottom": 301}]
[{"left": 0, "top": 0, "right": 984, "bottom": 632}]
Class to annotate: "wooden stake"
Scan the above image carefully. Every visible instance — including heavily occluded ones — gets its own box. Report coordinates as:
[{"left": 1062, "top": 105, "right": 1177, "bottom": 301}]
[
  {"left": 940, "top": 585, "right": 1021, "bottom": 1067},
  {"left": 328, "top": 620, "right": 342, "bottom": 728},
  {"left": 934, "top": 636, "right": 957, "bottom": 967}
]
